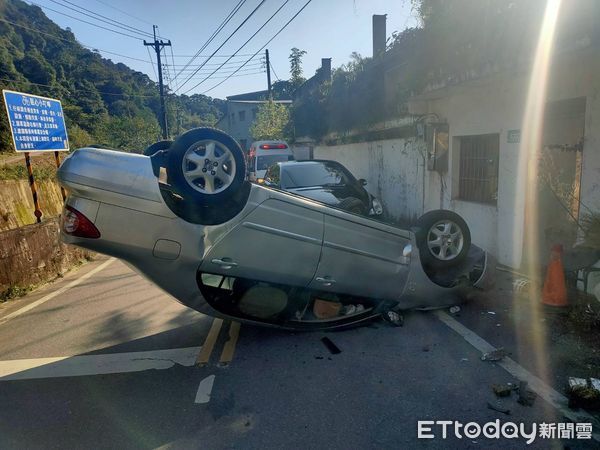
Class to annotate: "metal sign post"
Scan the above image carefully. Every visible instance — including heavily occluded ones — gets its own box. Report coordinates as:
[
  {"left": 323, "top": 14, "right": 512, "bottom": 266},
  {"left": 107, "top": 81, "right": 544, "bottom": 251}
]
[
  {"left": 2, "top": 89, "right": 70, "bottom": 222},
  {"left": 24, "top": 152, "right": 42, "bottom": 223},
  {"left": 54, "top": 151, "right": 66, "bottom": 201}
]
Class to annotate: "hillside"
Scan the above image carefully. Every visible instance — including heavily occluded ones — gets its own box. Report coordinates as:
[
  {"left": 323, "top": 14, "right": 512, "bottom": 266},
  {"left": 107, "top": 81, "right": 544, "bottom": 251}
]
[{"left": 0, "top": 0, "right": 226, "bottom": 152}]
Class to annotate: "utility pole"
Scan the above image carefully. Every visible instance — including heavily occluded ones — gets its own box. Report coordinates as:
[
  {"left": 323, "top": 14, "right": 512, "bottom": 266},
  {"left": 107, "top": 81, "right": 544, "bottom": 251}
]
[
  {"left": 144, "top": 25, "right": 171, "bottom": 139},
  {"left": 265, "top": 49, "right": 272, "bottom": 98}
]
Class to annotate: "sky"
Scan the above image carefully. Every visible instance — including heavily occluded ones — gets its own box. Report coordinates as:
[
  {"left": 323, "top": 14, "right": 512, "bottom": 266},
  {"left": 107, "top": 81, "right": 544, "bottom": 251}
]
[{"left": 33, "top": 0, "right": 418, "bottom": 99}]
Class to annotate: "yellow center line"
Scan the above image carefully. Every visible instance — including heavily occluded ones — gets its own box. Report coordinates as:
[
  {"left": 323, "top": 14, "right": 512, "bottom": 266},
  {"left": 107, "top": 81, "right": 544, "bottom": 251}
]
[
  {"left": 196, "top": 318, "right": 223, "bottom": 366},
  {"left": 219, "top": 321, "right": 241, "bottom": 365}
]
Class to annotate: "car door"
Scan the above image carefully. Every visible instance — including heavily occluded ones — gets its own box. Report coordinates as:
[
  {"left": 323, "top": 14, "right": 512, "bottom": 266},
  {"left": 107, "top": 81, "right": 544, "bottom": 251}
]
[
  {"left": 200, "top": 197, "right": 323, "bottom": 287},
  {"left": 308, "top": 212, "right": 411, "bottom": 300}
]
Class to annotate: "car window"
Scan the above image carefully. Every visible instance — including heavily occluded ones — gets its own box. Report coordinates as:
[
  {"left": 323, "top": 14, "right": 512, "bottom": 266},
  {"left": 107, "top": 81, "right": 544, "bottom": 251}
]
[
  {"left": 256, "top": 154, "right": 293, "bottom": 171},
  {"left": 264, "top": 164, "right": 281, "bottom": 186},
  {"left": 281, "top": 163, "right": 351, "bottom": 189}
]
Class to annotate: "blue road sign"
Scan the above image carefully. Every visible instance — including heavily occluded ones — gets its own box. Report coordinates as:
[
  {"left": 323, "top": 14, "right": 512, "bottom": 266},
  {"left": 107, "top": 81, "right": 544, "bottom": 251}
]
[{"left": 2, "top": 90, "right": 69, "bottom": 152}]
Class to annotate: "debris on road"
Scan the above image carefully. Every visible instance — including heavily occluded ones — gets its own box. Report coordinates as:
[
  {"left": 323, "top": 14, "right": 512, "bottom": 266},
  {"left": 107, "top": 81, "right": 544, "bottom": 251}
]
[
  {"left": 449, "top": 306, "right": 461, "bottom": 314},
  {"left": 487, "top": 311, "right": 496, "bottom": 315},
  {"left": 517, "top": 381, "right": 537, "bottom": 406},
  {"left": 492, "top": 383, "right": 513, "bottom": 397},
  {"left": 512, "top": 278, "right": 532, "bottom": 297},
  {"left": 481, "top": 347, "right": 508, "bottom": 362},
  {"left": 487, "top": 401, "right": 511, "bottom": 415},
  {"left": 321, "top": 337, "right": 342, "bottom": 355},
  {"left": 382, "top": 310, "right": 404, "bottom": 327},
  {"left": 567, "top": 377, "right": 600, "bottom": 410}
]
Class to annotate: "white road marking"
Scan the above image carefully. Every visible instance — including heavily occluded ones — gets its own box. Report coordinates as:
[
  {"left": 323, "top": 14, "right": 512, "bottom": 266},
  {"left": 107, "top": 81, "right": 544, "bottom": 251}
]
[
  {"left": 0, "top": 258, "right": 115, "bottom": 326},
  {"left": 195, "top": 374, "right": 215, "bottom": 404},
  {"left": 0, "top": 346, "right": 200, "bottom": 381},
  {"left": 436, "top": 310, "right": 600, "bottom": 441}
]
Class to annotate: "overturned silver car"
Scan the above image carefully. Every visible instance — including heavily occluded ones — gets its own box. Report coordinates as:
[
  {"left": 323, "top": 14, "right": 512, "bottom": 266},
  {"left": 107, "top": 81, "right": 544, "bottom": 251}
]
[{"left": 57, "top": 128, "right": 495, "bottom": 330}]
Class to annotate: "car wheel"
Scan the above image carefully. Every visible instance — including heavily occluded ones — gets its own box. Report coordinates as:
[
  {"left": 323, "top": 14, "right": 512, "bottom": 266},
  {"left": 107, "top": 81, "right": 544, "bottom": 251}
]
[
  {"left": 143, "top": 139, "right": 173, "bottom": 156},
  {"left": 167, "top": 128, "right": 246, "bottom": 205},
  {"left": 415, "top": 210, "right": 471, "bottom": 269},
  {"left": 338, "top": 197, "right": 367, "bottom": 215}
]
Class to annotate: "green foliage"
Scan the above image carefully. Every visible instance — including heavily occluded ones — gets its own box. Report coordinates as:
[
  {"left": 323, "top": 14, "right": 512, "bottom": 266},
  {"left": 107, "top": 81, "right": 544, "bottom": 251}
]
[
  {"left": 0, "top": 162, "right": 56, "bottom": 180},
  {"left": 67, "top": 123, "right": 94, "bottom": 149},
  {"left": 291, "top": 53, "right": 385, "bottom": 139},
  {"left": 291, "top": 0, "right": 555, "bottom": 140},
  {"left": 249, "top": 101, "right": 289, "bottom": 141},
  {"left": 271, "top": 80, "right": 294, "bottom": 100},
  {"left": 289, "top": 47, "right": 307, "bottom": 90},
  {"left": 0, "top": 284, "right": 32, "bottom": 302},
  {"left": 95, "top": 115, "right": 161, "bottom": 153},
  {"left": 0, "top": 0, "right": 226, "bottom": 153}
]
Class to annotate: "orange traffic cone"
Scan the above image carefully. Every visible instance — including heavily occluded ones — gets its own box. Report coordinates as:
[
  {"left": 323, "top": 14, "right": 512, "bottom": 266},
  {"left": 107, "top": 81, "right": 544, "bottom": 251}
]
[{"left": 541, "top": 244, "right": 568, "bottom": 308}]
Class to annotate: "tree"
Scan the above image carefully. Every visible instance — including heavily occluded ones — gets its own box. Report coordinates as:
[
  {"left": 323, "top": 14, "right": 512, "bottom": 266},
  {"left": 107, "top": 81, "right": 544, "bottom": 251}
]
[
  {"left": 289, "top": 47, "right": 307, "bottom": 89},
  {"left": 249, "top": 101, "right": 289, "bottom": 141}
]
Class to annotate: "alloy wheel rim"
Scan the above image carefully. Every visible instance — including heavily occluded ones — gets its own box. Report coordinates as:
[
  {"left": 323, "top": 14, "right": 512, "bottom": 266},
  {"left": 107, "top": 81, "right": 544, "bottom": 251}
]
[
  {"left": 426, "top": 220, "right": 464, "bottom": 260},
  {"left": 181, "top": 140, "right": 236, "bottom": 194}
]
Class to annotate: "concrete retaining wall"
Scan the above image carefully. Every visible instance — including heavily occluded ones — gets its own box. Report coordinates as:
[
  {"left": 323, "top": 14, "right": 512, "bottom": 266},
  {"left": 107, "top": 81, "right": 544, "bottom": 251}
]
[
  {"left": 0, "top": 179, "right": 64, "bottom": 232},
  {"left": 314, "top": 138, "right": 426, "bottom": 224},
  {"left": 0, "top": 218, "right": 93, "bottom": 293}
]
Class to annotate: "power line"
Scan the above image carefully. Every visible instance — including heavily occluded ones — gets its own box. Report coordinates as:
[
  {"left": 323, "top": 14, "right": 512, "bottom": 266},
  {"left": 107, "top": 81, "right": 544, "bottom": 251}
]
[
  {"left": 183, "top": 71, "right": 264, "bottom": 81},
  {"left": 176, "top": 0, "right": 267, "bottom": 92},
  {"left": 172, "top": 62, "right": 264, "bottom": 72},
  {"left": 0, "top": 15, "right": 259, "bottom": 83},
  {"left": 167, "top": 45, "right": 179, "bottom": 93},
  {"left": 92, "top": 0, "right": 153, "bottom": 27},
  {"left": 0, "top": 76, "right": 157, "bottom": 98},
  {"left": 168, "top": 59, "right": 263, "bottom": 67},
  {"left": 173, "top": 0, "right": 247, "bottom": 81},
  {"left": 171, "top": 53, "right": 257, "bottom": 58},
  {"left": 180, "top": 0, "right": 290, "bottom": 94},
  {"left": 146, "top": 46, "right": 158, "bottom": 80},
  {"left": 0, "top": 17, "right": 150, "bottom": 63},
  {"left": 171, "top": 66, "right": 267, "bottom": 76},
  {"left": 202, "top": 0, "right": 313, "bottom": 94},
  {"left": 270, "top": 61, "right": 280, "bottom": 81},
  {"left": 29, "top": 1, "right": 144, "bottom": 40},
  {"left": 47, "top": 0, "right": 154, "bottom": 39}
]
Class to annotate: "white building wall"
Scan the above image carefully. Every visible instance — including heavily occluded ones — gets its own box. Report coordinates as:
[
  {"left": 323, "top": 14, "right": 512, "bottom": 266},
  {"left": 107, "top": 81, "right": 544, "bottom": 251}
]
[
  {"left": 423, "top": 76, "right": 527, "bottom": 265},
  {"left": 308, "top": 49, "right": 600, "bottom": 270},
  {"left": 314, "top": 138, "right": 426, "bottom": 224},
  {"left": 421, "top": 48, "right": 600, "bottom": 267}
]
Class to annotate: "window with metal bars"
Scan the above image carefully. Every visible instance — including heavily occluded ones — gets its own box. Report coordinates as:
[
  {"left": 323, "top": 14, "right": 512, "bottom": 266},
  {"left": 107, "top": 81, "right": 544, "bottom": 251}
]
[{"left": 457, "top": 134, "right": 499, "bottom": 204}]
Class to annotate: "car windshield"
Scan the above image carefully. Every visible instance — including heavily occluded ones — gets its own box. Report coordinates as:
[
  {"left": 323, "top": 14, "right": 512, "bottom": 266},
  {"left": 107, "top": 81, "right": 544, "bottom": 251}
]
[
  {"left": 256, "top": 154, "right": 292, "bottom": 171},
  {"left": 281, "top": 163, "right": 351, "bottom": 189}
]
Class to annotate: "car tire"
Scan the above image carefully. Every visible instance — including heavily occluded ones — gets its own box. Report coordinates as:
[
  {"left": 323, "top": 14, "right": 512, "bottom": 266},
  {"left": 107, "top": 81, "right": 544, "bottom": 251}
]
[
  {"left": 167, "top": 128, "right": 246, "bottom": 206},
  {"left": 415, "top": 210, "right": 471, "bottom": 269},
  {"left": 143, "top": 139, "right": 173, "bottom": 156},
  {"left": 338, "top": 197, "right": 367, "bottom": 215}
]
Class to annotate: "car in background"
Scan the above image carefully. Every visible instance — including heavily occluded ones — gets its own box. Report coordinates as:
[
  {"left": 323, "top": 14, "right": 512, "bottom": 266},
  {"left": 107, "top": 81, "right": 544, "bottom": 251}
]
[
  {"left": 247, "top": 140, "right": 293, "bottom": 182},
  {"left": 262, "top": 160, "right": 384, "bottom": 217}
]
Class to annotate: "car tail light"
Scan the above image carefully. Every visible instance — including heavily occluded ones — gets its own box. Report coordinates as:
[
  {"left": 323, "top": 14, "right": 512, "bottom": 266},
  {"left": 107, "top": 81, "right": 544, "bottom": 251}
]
[
  {"left": 61, "top": 205, "right": 100, "bottom": 239},
  {"left": 259, "top": 144, "right": 288, "bottom": 149}
]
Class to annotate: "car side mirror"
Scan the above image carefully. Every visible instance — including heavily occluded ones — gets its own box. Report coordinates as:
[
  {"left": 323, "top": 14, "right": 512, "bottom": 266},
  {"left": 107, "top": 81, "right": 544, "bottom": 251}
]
[{"left": 358, "top": 178, "right": 367, "bottom": 186}]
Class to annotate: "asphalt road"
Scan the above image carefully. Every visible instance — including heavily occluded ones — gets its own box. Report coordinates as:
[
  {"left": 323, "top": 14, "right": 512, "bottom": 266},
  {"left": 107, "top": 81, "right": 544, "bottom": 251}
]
[{"left": 0, "top": 257, "right": 597, "bottom": 449}]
